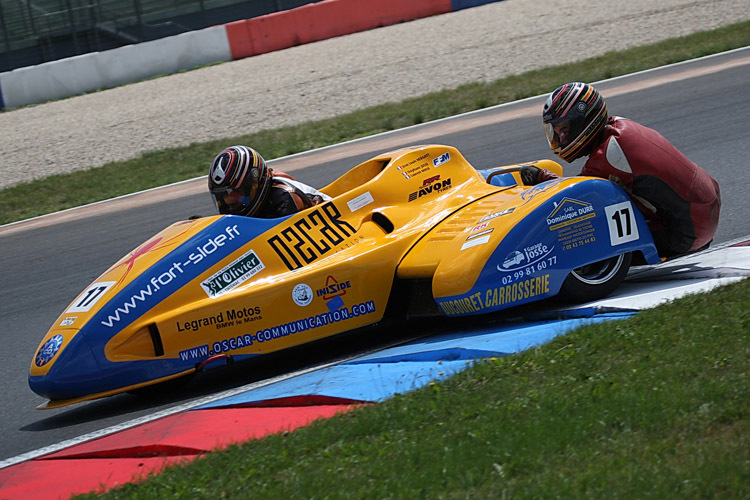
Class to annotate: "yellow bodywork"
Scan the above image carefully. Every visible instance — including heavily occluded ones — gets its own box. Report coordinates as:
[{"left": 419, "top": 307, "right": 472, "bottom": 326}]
[{"left": 30, "top": 145, "right": 568, "bottom": 406}]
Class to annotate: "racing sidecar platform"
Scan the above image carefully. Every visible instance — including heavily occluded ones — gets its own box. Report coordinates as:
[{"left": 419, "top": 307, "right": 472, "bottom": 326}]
[{"left": 29, "top": 144, "right": 659, "bottom": 408}]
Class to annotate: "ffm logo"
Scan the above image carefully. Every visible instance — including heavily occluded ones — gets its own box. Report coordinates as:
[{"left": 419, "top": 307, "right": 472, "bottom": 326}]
[{"left": 433, "top": 152, "right": 451, "bottom": 167}]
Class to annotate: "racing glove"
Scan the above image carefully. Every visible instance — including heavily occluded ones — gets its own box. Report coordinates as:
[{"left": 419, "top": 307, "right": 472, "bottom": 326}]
[{"left": 520, "top": 165, "right": 541, "bottom": 185}]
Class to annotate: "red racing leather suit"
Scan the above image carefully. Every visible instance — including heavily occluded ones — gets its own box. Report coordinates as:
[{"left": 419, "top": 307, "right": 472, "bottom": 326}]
[{"left": 538, "top": 117, "right": 721, "bottom": 256}]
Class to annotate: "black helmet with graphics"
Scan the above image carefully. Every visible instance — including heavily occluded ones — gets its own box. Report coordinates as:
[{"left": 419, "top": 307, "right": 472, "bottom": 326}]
[
  {"left": 542, "top": 82, "right": 608, "bottom": 162},
  {"left": 208, "top": 145, "right": 271, "bottom": 216}
]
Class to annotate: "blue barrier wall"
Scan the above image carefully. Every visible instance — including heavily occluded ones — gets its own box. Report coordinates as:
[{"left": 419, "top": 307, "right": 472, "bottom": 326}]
[{"left": 452, "top": 0, "right": 497, "bottom": 10}]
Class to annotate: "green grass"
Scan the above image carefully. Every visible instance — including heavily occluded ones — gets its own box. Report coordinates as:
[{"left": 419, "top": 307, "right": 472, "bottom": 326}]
[
  {"left": 2, "top": 20, "right": 749, "bottom": 225},
  {"left": 80, "top": 277, "right": 750, "bottom": 499}
]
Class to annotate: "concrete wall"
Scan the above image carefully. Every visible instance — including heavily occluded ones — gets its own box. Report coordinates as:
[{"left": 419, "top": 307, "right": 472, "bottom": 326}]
[
  {"left": 0, "top": 0, "right": 499, "bottom": 110},
  {"left": 0, "top": 26, "right": 232, "bottom": 109}
]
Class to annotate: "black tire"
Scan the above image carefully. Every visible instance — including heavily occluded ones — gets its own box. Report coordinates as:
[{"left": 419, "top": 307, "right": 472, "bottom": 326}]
[{"left": 559, "top": 252, "right": 632, "bottom": 303}]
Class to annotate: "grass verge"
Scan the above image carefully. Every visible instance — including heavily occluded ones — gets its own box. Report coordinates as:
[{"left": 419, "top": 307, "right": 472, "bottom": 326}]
[
  {"left": 81, "top": 277, "right": 749, "bottom": 499},
  {"left": 2, "top": 20, "right": 749, "bottom": 225}
]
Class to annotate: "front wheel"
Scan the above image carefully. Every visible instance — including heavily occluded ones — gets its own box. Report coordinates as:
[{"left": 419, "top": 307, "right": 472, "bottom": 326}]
[{"left": 559, "top": 252, "right": 632, "bottom": 303}]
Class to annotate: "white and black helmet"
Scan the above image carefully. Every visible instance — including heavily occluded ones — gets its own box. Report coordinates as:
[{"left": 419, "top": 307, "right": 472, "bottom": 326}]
[{"left": 208, "top": 145, "right": 271, "bottom": 216}]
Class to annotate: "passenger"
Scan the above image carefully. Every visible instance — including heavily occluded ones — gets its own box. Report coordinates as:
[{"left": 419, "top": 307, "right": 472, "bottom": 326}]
[
  {"left": 520, "top": 82, "right": 720, "bottom": 257},
  {"left": 208, "top": 145, "right": 330, "bottom": 218}
]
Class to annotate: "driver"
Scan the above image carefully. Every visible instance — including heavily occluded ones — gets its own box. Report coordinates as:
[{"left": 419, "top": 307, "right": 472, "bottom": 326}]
[
  {"left": 208, "top": 145, "right": 330, "bottom": 218},
  {"left": 520, "top": 82, "right": 720, "bottom": 257}
]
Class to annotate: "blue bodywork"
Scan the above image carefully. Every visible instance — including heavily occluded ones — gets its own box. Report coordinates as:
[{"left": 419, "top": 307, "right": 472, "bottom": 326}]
[
  {"left": 437, "top": 176, "right": 660, "bottom": 316},
  {"left": 29, "top": 216, "right": 281, "bottom": 401}
]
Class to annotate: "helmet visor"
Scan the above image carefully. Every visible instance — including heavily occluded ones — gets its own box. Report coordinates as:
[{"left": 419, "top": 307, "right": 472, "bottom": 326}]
[
  {"left": 210, "top": 186, "right": 253, "bottom": 215},
  {"left": 544, "top": 119, "right": 574, "bottom": 151},
  {"left": 544, "top": 122, "right": 559, "bottom": 150}
]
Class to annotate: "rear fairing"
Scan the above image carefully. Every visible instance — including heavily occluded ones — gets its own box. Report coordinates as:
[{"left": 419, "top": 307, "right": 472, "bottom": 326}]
[{"left": 431, "top": 177, "right": 660, "bottom": 315}]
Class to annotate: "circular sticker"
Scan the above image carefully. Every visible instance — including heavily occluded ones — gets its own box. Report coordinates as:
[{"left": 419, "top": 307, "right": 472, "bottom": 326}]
[
  {"left": 292, "top": 283, "right": 313, "bottom": 306},
  {"left": 35, "top": 334, "right": 64, "bottom": 367}
]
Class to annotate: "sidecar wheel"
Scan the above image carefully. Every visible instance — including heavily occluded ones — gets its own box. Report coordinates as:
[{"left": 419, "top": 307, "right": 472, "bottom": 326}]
[{"left": 559, "top": 252, "right": 632, "bottom": 303}]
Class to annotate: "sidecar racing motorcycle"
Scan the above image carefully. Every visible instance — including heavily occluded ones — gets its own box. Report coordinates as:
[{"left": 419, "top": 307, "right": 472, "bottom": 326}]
[{"left": 29, "top": 144, "right": 661, "bottom": 408}]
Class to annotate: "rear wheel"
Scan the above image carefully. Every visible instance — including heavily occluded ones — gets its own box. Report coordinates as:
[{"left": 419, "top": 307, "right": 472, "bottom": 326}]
[{"left": 559, "top": 252, "right": 632, "bottom": 303}]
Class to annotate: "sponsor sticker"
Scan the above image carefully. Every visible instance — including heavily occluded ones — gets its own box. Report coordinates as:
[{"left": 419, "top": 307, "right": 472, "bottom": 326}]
[
  {"left": 461, "top": 235, "right": 491, "bottom": 250},
  {"left": 396, "top": 153, "right": 430, "bottom": 171},
  {"left": 176, "top": 306, "right": 262, "bottom": 333},
  {"left": 438, "top": 273, "right": 551, "bottom": 316},
  {"left": 462, "top": 228, "right": 494, "bottom": 250},
  {"left": 35, "top": 334, "right": 63, "bottom": 367},
  {"left": 433, "top": 152, "right": 451, "bottom": 167},
  {"left": 347, "top": 192, "right": 374, "bottom": 212},
  {"left": 292, "top": 283, "right": 313, "bottom": 306},
  {"left": 252, "top": 301, "right": 377, "bottom": 346},
  {"left": 408, "top": 176, "right": 452, "bottom": 202},
  {"left": 201, "top": 249, "right": 265, "bottom": 298},
  {"left": 479, "top": 207, "right": 515, "bottom": 223},
  {"left": 268, "top": 202, "right": 356, "bottom": 271},
  {"left": 60, "top": 317, "right": 77, "bottom": 327},
  {"left": 546, "top": 198, "right": 596, "bottom": 230},
  {"left": 326, "top": 295, "right": 345, "bottom": 312},
  {"left": 502, "top": 251, "right": 525, "bottom": 269},
  {"left": 316, "top": 276, "right": 351, "bottom": 300},
  {"left": 499, "top": 243, "right": 554, "bottom": 272},
  {"left": 466, "top": 228, "right": 493, "bottom": 240},
  {"left": 176, "top": 301, "right": 379, "bottom": 358}
]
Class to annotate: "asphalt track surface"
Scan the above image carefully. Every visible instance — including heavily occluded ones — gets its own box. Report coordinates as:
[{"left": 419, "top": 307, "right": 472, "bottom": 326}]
[{"left": 0, "top": 48, "right": 748, "bottom": 463}]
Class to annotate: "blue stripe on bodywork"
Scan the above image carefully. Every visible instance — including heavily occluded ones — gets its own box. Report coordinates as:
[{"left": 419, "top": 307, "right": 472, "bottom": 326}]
[{"left": 88, "top": 216, "right": 278, "bottom": 339}]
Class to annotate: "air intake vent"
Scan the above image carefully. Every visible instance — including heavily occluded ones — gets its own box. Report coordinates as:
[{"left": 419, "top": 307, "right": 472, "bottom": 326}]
[
  {"left": 148, "top": 324, "right": 165, "bottom": 357},
  {"left": 372, "top": 212, "right": 394, "bottom": 233}
]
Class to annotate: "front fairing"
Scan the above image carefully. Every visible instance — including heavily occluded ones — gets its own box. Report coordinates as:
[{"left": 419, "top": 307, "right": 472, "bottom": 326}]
[{"left": 29, "top": 216, "right": 278, "bottom": 400}]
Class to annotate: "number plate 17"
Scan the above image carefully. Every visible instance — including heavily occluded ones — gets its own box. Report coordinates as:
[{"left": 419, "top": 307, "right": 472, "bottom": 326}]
[{"left": 605, "top": 201, "right": 639, "bottom": 246}]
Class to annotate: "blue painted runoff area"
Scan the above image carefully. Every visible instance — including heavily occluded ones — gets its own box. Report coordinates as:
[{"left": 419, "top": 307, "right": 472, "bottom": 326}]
[{"left": 199, "top": 311, "right": 634, "bottom": 409}]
